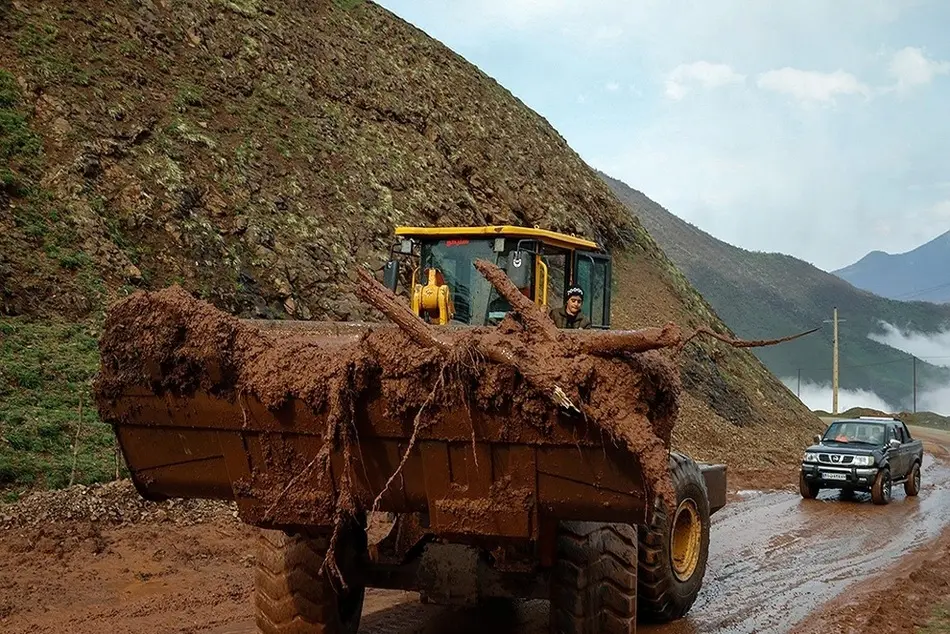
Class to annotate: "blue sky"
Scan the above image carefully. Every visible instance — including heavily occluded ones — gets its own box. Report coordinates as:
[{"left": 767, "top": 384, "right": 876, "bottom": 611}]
[{"left": 375, "top": 0, "right": 950, "bottom": 272}]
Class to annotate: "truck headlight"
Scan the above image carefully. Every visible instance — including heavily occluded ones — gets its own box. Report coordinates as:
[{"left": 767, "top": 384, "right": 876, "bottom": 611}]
[
  {"left": 803, "top": 452, "right": 818, "bottom": 463},
  {"left": 852, "top": 455, "right": 874, "bottom": 467}
]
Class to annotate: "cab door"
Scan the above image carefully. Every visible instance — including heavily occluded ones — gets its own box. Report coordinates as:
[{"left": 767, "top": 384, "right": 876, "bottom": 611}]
[
  {"left": 574, "top": 252, "right": 611, "bottom": 329},
  {"left": 885, "top": 424, "right": 908, "bottom": 477}
]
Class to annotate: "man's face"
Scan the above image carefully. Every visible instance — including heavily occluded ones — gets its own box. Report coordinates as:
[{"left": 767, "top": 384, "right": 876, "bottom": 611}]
[{"left": 566, "top": 295, "right": 583, "bottom": 316}]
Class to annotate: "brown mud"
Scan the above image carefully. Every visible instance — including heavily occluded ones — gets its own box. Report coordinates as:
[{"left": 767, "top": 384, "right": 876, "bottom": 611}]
[
  {"left": 94, "top": 262, "right": 817, "bottom": 588},
  {"left": 93, "top": 266, "right": 684, "bottom": 579}
]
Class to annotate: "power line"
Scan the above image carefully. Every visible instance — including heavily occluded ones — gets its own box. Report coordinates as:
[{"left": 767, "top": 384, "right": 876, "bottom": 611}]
[
  {"left": 891, "top": 280, "right": 950, "bottom": 300},
  {"left": 782, "top": 354, "right": 950, "bottom": 374}
]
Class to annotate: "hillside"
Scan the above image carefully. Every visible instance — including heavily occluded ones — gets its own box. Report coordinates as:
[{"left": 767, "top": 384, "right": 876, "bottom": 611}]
[
  {"left": 0, "top": 0, "right": 821, "bottom": 493},
  {"left": 600, "top": 173, "right": 950, "bottom": 411},
  {"left": 834, "top": 230, "right": 950, "bottom": 303}
]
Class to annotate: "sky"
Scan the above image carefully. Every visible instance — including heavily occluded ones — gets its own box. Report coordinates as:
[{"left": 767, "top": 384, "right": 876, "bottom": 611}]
[{"left": 375, "top": 0, "right": 950, "bottom": 272}]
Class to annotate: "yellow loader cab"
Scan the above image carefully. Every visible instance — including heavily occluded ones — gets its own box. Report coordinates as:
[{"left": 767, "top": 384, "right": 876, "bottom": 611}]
[{"left": 383, "top": 225, "right": 612, "bottom": 329}]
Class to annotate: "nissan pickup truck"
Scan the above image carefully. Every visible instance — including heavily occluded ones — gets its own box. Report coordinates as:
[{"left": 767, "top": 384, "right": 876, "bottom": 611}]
[{"left": 800, "top": 416, "right": 923, "bottom": 504}]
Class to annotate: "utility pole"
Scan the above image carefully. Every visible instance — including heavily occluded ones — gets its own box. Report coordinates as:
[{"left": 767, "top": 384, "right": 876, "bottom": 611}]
[
  {"left": 797, "top": 368, "right": 801, "bottom": 398},
  {"left": 822, "top": 308, "right": 847, "bottom": 415},
  {"left": 832, "top": 307, "right": 839, "bottom": 414}
]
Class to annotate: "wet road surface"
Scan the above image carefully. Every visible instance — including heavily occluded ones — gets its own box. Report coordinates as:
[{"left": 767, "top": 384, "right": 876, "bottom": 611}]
[{"left": 211, "top": 427, "right": 950, "bottom": 634}]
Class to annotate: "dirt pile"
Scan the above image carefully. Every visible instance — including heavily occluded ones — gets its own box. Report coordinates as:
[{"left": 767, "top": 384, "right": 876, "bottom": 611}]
[
  {"left": 93, "top": 273, "right": 686, "bottom": 530},
  {"left": 0, "top": 479, "right": 236, "bottom": 530},
  {"left": 93, "top": 259, "right": 817, "bottom": 586}
]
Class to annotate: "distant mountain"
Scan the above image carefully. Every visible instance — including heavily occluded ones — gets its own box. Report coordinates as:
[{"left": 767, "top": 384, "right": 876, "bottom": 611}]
[
  {"left": 833, "top": 231, "right": 950, "bottom": 303},
  {"left": 599, "top": 172, "right": 950, "bottom": 411}
]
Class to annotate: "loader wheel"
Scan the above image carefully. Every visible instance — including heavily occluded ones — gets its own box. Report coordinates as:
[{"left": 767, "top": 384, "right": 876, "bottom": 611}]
[
  {"left": 637, "top": 452, "right": 710, "bottom": 623},
  {"left": 255, "top": 529, "right": 365, "bottom": 634},
  {"left": 871, "top": 468, "right": 892, "bottom": 505},
  {"left": 904, "top": 462, "right": 921, "bottom": 497},
  {"left": 550, "top": 521, "right": 638, "bottom": 634}
]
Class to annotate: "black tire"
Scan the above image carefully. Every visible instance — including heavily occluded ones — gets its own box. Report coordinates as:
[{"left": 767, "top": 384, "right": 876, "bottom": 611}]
[
  {"left": 799, "top": 472, "right": 820, "bottom": 500},
  {"left": 255, "top": 529, "right": 365, "bottom": 634},
  {"left": 904, "top": 462, "right": 921, "bottom": 497},
  {"left": 637, "top": 452, "right": 711, "bottom": 623},
  {"left": 871, "top": 468, "right": 892, "bottom": 505},
  {"left": 550, "top": 521, "right": 638, "bottom": 634}
]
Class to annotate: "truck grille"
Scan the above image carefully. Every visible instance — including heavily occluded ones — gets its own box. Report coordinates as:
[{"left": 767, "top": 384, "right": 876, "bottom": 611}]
[{"left": 819, "top": 454, "right": 853, "bottom": 464}]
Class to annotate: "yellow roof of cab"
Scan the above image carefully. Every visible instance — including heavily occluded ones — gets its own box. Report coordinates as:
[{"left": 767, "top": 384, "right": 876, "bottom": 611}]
[{"left": 394, "top": 225, "right": 600, "bottom": 251}]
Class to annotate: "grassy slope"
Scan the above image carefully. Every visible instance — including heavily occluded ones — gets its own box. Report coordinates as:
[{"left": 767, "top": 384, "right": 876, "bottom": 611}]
[
  {"left": 0, "top": 0, "right": 821, "bottom": 493},
  {"left": 600, "top": 172, "right": 950, "bottom": 410},
  {"left": 0, "top": 319, "right": 120, "bottom": 497}
]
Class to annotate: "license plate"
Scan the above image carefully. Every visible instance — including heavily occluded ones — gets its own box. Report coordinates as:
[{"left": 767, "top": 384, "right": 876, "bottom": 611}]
[{"left": 822, "top": 472, "right": 848, "bottom": 481}]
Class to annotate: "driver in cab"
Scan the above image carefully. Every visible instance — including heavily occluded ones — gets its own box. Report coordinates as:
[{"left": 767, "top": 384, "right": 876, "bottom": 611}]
[{"left": 549, "top": 287, "right": 591, "bottom": 329}]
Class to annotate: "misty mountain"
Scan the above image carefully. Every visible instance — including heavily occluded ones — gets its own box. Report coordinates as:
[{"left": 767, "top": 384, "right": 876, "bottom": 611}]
[
  {"left": 833, "top": 230, "right": 950, "bottom": 304},
  {"left": 598, "top": 172, "right": 950, "bottom": 412}
]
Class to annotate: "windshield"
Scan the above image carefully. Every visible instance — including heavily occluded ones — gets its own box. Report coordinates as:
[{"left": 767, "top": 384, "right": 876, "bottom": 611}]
[
  {"left": 822, "top": 421, "right": 885, "bottom": 445},
  {"left": 420, "top": 238, "right": 531, "bottom": 325}
]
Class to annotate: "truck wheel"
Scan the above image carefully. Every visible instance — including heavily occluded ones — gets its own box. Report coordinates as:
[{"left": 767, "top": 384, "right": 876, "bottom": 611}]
[
  {"left": 871, "top": 468, "right": 892, "bottom": 505},
  {"left": 904, "top": 462, "right": 921, "bottom": 497},
  {"left": 551, "top": 521, "right": 638, "bottom": 634},
  {"left": 255, "top": 529, "right": 365, "bottom": 634},
  {"left": 799, "top": 472, "right": 819, "bottom": 499},
  {"left": 637, "top": 452, "right": 710, "bottom": 623}
]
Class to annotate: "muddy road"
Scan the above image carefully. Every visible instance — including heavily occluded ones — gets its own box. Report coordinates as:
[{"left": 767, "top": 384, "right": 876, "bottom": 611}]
[{"left": 3, "top": 427, "right": 950, "bottom": 634}]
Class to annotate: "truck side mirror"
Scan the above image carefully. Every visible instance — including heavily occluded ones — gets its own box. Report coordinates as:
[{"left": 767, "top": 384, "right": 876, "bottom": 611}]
[
  {"left": 813, "top": 434, "right": 822, "bottom": 444},
  {"left": 888, "top": 438, "right": 901, "bottom": 449},
  {"left": 505, "top": 250, "right": 531, "bottom": 288},
  {"left": 383, "top": 260, "right": 400, "bottom": 292}
]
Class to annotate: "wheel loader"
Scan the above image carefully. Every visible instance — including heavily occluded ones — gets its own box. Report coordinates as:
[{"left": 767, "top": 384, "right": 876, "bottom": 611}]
[{"left": 94, "top": 225, "right": 729, "bottom": 634}]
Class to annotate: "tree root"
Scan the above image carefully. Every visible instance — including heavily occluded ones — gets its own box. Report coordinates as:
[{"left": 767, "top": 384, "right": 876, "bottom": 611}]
[{"left": 277, "top": 261, "right": 821, "bottom": 582}]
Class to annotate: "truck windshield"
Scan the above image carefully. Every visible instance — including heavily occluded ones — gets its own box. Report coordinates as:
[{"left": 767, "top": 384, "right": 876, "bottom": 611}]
[
  {"left": 420, "top": 238, "right": 531, "bottom": 326},
  {"left": 822, "top": 421, "right": 885, "bottom": 445}
]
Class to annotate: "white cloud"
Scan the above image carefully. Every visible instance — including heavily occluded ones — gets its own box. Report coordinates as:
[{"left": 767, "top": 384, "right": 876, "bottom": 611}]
[
  {"left": 867, "top": 322, "right": 950, "bottom": 366},
  {"left": 918, "top": 385, "right": 950, "bottom": 415},
  {"left": 664, "top": 61, "right": 745, "bottom": 100},
  {"left": 780, "top": 377, "right": 896, "bottom": 413},
  {"left": 377, "top": 0, "right": 950, "bottom": 271},
  {"left": 887, "top": 46, "right": 950, "bottom": 94},
  {"left": 865, "top": 322, "right": 950, "bottom": 414},
  {"left": 933, "top": 200, "right": 950, "bottom": 219},
  {"left": 756, "top": 67, "right": 871, "bottom": 104},
  {"left": 605, "top": 81, "right": 620, "bottom": 92}
]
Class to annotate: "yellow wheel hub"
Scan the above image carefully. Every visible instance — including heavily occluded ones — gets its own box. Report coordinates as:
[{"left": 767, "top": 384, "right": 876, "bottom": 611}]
[{"left": 670, "top": 498, "right": 701, "bottom": 582}]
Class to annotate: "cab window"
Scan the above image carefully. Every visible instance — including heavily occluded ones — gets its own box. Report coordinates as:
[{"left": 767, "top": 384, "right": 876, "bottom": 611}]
[
  {"left": 889, "top": 425, "right": 901, "bottom": 443},
  {"left": 575, "top": 255, "right": 609, "bottom": 327}
]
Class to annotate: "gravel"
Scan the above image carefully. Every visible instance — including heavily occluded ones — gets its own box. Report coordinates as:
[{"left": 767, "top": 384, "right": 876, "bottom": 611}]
[{"left": 0, "top": 480, "right": 238, "bottom": 529}]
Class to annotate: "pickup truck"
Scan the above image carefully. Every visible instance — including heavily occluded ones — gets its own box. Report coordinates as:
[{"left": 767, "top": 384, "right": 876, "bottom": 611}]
[{"left": 800, "top": 416, "right": 923, "bottom": 504}]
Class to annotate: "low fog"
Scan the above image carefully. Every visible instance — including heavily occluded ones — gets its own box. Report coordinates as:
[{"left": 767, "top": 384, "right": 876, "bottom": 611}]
[
  {"left": 779, "top": 320, "right": 950, "bottom": 416},
  {"left": 780, "top": 377, "right": 897, "bottom": 414},
  {"left": 868, "top": 321, "right": 950, "bottom": 367}
]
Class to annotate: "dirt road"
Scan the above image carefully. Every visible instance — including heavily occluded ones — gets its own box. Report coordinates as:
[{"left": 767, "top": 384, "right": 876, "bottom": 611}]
[{"left": 2, "top": 426, "right": 950, "bottom": 634}]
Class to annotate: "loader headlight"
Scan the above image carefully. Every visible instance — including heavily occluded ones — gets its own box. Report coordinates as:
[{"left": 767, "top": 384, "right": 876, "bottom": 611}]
[
  {"left": 851, "top": 455, "right": 874, "bottom": 467},
  {"left": 803, "top": 452, "right": 818, "bottom": 463}
]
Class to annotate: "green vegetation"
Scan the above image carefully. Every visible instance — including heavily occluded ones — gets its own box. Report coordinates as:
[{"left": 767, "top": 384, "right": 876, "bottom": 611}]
[
  {"left": 0, "top": 318, "right": 121, "bottom": 498},
  {"left": 0, "top": 69, "right": 43, "bottom": 196},
  {"left": 920, "top": 604, "right": 950, "bottom": 633},
  {"left": 602, "top": 172, "right": 950, "bottom": 411}
]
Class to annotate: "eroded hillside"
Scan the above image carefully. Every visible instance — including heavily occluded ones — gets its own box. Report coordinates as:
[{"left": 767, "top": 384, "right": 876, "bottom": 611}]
[{"left": 0, "top": 0, "right": 820, "bottom": 488}]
